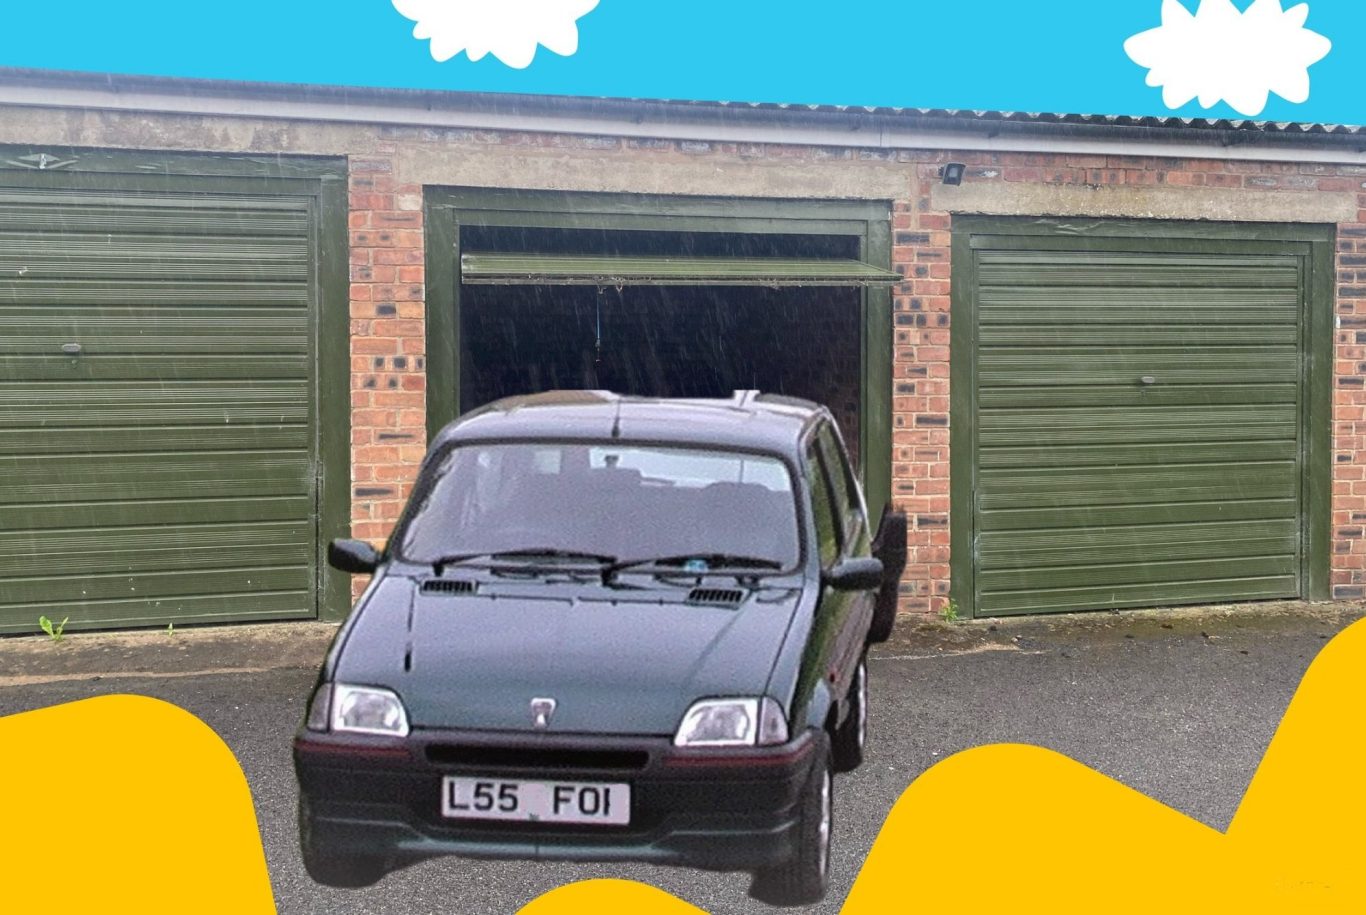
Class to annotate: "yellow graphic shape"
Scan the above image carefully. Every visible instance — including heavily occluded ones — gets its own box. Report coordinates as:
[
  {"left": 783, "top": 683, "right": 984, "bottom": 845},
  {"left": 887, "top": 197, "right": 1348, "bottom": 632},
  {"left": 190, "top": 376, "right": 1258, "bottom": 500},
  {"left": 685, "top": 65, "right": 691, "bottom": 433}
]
[
  {"left": 519, "top": 879, "right": 707, "bottom": 914},
  {"left": 527, "top": 617, "right": 1366, "bottom": 913},
  {"left": 0, "top": 694, "right": 274, "bottom": 914}
]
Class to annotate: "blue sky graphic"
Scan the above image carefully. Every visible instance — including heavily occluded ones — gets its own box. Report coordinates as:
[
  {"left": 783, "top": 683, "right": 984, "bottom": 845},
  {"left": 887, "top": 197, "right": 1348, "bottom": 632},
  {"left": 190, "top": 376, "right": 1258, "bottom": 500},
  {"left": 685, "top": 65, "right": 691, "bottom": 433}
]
[{"left": 0, "top": 1, "right": 1360, "bottom": 124}]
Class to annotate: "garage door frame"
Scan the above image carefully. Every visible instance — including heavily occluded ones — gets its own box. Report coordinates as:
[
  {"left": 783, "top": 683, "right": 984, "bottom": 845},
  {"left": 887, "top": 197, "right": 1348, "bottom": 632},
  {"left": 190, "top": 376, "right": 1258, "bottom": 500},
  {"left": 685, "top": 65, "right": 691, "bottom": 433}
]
[
  {"left": 424, "top": 187, "right": 896, "bottom": 524},
  {"left": 0, "top": 146, "right": 352, "bottom": 627},
  {"left": 949, "top": 216, "right": 1334, "bottom": 619}
]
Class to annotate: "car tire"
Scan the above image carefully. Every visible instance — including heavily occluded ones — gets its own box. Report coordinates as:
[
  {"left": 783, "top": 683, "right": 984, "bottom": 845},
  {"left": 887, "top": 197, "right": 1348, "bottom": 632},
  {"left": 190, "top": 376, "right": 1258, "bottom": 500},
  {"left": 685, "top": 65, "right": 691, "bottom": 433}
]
[
  {"left": 831, "top": 655, "right": 867, "bottom": 773},
  {"left": 298, "top": 796, "right": 388, "bottom": 889},
  {"left": 748, "top": 733, "right": 833, "bottom": 907}
]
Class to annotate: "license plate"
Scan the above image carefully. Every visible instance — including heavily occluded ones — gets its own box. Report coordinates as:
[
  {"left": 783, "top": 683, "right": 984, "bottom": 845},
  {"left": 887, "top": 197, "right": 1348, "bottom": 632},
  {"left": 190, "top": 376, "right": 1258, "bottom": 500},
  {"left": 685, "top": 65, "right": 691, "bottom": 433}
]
[{"left": 441, "top": 776, "right": 631, "bottom": 825}]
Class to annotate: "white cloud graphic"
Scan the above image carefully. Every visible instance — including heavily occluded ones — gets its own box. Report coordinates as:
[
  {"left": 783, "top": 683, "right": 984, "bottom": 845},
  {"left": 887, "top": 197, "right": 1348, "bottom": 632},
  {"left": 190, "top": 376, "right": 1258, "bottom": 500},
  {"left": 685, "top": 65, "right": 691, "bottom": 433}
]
[
  {"left": 1124, "top": 0, "right": 1332, "bottom": 117},
  {"left": 392, "top": 0, "right": 600, "bottom": 69}
]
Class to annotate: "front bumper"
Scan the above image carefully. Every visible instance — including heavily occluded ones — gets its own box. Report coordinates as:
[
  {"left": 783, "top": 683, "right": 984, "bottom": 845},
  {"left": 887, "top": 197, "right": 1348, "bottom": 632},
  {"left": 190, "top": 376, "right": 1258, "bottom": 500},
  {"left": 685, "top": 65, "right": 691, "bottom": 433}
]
[{"left": 294, "top": 727, "right": 819, "bottom": 872}]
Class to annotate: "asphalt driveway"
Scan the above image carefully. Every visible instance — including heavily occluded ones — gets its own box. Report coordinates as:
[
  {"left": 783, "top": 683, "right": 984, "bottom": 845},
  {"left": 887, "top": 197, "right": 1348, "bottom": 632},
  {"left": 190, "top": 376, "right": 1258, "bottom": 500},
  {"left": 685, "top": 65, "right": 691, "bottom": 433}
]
[{"left": 1, "top": 601, "right": 1359, "bottom": 914}]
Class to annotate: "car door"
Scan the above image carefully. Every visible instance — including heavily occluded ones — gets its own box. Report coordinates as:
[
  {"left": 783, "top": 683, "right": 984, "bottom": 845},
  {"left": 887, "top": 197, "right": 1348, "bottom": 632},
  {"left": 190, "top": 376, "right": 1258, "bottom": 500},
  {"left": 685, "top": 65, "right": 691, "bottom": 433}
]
[
  {"left": 814, "top": 422, "right": 876, "bottom": 679},
  {"left": 804, "top": 427, "right": 858, "bottom": 710}
]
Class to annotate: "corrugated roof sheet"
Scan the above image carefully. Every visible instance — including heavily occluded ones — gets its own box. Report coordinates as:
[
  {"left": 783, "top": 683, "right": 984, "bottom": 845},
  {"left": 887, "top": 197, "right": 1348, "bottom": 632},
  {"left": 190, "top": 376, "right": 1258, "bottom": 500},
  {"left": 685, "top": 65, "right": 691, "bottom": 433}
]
[{"left": 650, "top": 100, "right": 1365, "bottom": 136}]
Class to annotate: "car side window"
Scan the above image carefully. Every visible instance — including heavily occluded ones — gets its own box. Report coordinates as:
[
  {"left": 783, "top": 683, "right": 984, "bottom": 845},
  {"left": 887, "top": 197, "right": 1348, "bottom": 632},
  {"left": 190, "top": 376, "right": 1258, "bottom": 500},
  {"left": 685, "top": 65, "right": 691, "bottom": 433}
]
[
  {"left": 806, "top": 442, "right": 841, "bottom": 569},
  {"left": 816, "top": 423, "right": 866, "bottom": 546}
]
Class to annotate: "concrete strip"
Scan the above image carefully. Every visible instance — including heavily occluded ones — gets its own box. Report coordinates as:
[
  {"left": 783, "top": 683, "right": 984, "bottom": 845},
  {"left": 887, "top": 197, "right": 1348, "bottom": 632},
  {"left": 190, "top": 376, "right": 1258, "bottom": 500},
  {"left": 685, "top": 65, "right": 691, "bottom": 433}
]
[
  {"left": 395, "top": 144, "right": 912, "bottom": 198},
  {"left": 0, "top": 621, "right": 339, "bottom": 682},
  {"left": 933, "top": 181, "right": 1359, "bottom": 223}
]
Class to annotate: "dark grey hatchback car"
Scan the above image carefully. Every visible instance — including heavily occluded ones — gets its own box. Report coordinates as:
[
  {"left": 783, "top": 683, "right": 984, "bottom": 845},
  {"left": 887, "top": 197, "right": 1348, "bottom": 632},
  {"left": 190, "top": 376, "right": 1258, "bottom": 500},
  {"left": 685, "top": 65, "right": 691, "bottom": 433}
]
[{"left": 294, "top": 391, "right": 907, "bottom": 906}]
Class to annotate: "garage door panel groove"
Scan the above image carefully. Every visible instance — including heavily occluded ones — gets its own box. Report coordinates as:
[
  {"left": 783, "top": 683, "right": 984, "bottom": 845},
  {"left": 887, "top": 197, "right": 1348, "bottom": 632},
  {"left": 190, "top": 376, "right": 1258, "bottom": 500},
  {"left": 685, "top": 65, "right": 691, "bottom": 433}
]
[
  {"left": 0, "top": 280, "right": 311, "bottom": 306},
  {"left": 0, "top": 449, "right": 309, "bottom": 477},
  {"left": 977, "top": 485, "right": 1297, "bottom": 510},
  {"left": 0, "top": 404, "right": 310, "bottom": 426},
  {"left": 978, "top": 268, "right": 1299, "bottom": 288},
  {"left": 980, "top": 485, "right": 1295, "bottom": 511},
  {"left": 979, "top": 460, "right": 1295, "bottom": 486},
  {"left": 980, "top": 302, "right": 1301, "bottom": 321},
  {"left": 0, "top": 232, "right": 310, "bottom": 254},
  {"left": 0, "top": 592, "right": 314, "bottom": 634},
  {"left": 0, "top": 519, "right": 311, "bottom": 547},
  {"left": 979, "top": 441, "right": 1299, "bottom": 468},
  {"left": 978, "top": 577, "right": 1300, "bottom": 616},
  {"left": 0, "top": 262, "right": 310, "bottom": 283},
  {"left": 979, "top": 356, "right": 1299, "bottom": 386},
  {"left": 0, "top": 544, "right": 310, "bottom": 576},
  {"left": 0, "top": 356, "right": 312, "bottom": 382},
  {"left": 978, "top": 517, "right": 1297, "bottom": 546},
  {"left": 0, "top": 187, "right": 312, "bottom": 211},
  {"left": 979, "top": 498, "right": 1299, "bottom": 531},
  {"left": 0, "top": 496, "right": 312, "bottom": 529},
  {"left": 0, "top": 212, "right": 309, "bottom": 236},
  {"left": 978, "top": 250, "right": 1300, "bottom": 266},
  {"left": 979, "top": 425, "right": 1298, "bottom": 447},
  {"left": 979, "top": 555, "right": 1297, "bottom": 592},
  {"left": 978, "top": 537, "right": 1299, "bottom": 570},
  {"left": 980, "top": 387, "right": 1297, "bottom": 409},
  {"left": 0, "top": 477, "right": 309, "bottom": 504},
  {"left": 0, "top": 425, "right": 310, "bottom": 455},
  {"left": 979, "top": 327, "right": 1299, "bottom": 347},
  {"left": 0, "top": 566, "right": 313, "bottom": 605}
]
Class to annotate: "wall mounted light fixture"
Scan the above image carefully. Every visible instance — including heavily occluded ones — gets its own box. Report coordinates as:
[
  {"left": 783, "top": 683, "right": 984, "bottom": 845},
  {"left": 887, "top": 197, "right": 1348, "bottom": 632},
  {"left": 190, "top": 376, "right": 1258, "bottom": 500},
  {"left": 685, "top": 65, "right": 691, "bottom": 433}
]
[{"left": 940, "top": 162, "right": 966, "bottom": 186}]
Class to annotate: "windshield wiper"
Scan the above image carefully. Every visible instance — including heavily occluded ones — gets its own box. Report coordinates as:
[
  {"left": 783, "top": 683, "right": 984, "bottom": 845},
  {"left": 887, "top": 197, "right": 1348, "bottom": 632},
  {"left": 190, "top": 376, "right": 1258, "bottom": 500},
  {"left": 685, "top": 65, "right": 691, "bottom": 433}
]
[
  {"left": 430, "top": 548, "right": 617, "bottom": 576},
  {"left": 603, "top": 553, "right": 782, "bottom": 583}
]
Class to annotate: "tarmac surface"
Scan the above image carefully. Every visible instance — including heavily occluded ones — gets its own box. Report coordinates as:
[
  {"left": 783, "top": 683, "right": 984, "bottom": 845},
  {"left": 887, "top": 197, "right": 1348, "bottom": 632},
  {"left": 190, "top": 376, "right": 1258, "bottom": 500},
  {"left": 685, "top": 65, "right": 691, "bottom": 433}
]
[{"left": 2, "top": 600, "right": 1361, "bottom": 914}]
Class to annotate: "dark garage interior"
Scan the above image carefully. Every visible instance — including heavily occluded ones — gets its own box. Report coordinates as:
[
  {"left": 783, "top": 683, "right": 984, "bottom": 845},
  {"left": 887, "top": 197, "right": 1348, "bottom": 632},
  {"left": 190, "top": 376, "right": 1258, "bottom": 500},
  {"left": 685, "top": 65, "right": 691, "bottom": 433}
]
[{"left": 458, "top": 226, "right": 864, "bottom": 465}]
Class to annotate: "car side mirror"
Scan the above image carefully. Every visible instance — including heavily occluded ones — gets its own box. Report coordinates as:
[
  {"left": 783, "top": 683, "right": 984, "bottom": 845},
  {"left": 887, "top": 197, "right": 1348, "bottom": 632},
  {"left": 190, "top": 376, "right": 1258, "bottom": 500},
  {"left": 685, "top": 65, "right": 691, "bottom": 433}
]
[
  {"left": 328, "top": 538, "right": 380, "bottom": 574},
  {"left": 823, "top": 556, "right": 884, "bottom": 591}
]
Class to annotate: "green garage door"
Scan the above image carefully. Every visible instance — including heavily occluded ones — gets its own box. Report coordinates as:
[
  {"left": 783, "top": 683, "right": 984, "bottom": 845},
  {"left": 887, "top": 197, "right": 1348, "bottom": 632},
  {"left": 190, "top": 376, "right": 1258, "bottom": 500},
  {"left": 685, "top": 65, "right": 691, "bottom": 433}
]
[
  {"left": 953, "top": 221, "right": 1331, "bottom": 617},
  {"left": 0, "top": 174, "right": 324, "bottom": 633}
]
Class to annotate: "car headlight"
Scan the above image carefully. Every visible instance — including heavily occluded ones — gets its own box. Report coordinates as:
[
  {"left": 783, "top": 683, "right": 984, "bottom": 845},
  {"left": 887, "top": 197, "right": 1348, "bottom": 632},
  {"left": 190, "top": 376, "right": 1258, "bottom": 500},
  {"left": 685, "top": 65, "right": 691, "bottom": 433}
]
[
  {"left": 329, "top": 683, "right": 410, "bottom": 737},
  {"left": 674, "top": 697, "right": 789, "bottom": 747}
]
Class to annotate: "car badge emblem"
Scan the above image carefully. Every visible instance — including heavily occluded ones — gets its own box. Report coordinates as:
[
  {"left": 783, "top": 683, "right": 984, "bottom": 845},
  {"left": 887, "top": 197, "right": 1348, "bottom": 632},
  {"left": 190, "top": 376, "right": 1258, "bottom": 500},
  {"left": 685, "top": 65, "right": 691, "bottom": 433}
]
[{"left": 530, "top": 697, "right": 557, "bottom": 730}]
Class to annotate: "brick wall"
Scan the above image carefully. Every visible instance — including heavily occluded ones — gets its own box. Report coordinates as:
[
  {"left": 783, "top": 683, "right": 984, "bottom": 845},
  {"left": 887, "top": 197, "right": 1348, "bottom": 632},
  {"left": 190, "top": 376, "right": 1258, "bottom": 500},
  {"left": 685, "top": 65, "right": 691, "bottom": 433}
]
[
  {"left": 890, "top": 180, "right": 954, "bottom": 615},
  {"left": 1334, "top": 222, "right": 1366, "bottom": 599},
  {"left": 347, "top": 152, "right": 429, "bottom": 598},
  {"left": 333, "top": 126, "right": 1366, "bottom": 615}
]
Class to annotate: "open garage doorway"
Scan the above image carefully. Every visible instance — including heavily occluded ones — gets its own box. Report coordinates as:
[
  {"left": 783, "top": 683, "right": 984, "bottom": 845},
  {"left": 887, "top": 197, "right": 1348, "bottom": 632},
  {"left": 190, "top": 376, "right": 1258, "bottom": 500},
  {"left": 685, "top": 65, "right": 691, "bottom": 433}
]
[
  {"left": 425, "top": 189, "right": 898, "bottom": 522},
  {"left": 459, "top": 235, "right": 867, "bottom": 464}
]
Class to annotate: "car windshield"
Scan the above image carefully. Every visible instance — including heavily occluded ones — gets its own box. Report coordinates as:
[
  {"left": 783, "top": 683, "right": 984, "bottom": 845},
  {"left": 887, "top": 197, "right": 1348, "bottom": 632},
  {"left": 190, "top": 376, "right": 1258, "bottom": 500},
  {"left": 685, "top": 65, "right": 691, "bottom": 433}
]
[{"left": 398, "top": 442, "right": 800, "bottom": 570}]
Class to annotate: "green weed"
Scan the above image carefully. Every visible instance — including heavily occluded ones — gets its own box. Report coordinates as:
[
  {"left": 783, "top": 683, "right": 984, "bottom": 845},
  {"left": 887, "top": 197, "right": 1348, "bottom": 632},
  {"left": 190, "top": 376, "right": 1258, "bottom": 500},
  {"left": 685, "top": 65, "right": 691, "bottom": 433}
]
[{"left": 38, "top": 615, "right": 69, "bottom": 642}]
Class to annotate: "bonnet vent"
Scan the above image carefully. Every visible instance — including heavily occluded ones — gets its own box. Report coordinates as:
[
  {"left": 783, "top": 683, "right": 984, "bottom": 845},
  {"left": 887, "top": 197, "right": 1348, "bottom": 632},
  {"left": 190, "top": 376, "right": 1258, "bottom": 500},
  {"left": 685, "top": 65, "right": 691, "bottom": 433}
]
[
  {"left": 686, "top": 587, "right": 746, "bottom": 607},
  {"left": 420, "top": 579, "right": 477, "bottom": 596}
]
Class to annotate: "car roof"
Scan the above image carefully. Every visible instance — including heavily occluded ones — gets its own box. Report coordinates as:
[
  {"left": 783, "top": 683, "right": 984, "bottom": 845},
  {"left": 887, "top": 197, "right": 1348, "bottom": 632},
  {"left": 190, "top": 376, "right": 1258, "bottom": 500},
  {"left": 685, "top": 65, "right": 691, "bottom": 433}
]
[{"left": 430, "top": 391, "right": 828, "bottom": 458}]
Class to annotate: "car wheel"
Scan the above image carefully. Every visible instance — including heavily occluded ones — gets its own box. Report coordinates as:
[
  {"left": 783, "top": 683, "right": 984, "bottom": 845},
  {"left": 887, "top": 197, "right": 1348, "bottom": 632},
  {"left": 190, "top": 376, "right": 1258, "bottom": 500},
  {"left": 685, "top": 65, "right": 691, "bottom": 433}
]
[
  {"left": 748, "top": 733, "right": 832, "bottom": 907},
  {"left": 831, "top": 655, "right": 868, "bottom": 773},
  {"left": 298, "top": 796, "right": 388, "bottom": 889}
]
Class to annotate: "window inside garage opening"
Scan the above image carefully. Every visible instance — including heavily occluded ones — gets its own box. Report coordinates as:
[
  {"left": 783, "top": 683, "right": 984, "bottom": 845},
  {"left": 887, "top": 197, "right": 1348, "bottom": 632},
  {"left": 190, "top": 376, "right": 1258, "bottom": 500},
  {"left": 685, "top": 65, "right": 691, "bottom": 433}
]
[{"left": 426, "top": 190, "right": 898, "bottom": 523}]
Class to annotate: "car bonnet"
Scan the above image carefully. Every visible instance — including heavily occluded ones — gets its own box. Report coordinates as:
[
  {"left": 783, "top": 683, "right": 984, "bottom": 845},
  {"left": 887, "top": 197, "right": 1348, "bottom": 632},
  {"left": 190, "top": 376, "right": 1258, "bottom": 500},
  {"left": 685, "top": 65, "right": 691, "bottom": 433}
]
[{"left": 332, "top": 575, "right": 802, "bottom": 736}]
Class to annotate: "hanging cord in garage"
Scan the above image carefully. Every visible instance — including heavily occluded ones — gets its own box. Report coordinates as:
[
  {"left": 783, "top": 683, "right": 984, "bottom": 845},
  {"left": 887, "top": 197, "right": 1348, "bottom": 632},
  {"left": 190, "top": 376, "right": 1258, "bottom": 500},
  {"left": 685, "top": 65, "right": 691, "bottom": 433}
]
[{"left": 594, "top": 285, "right": 604, "bottom": 364}]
